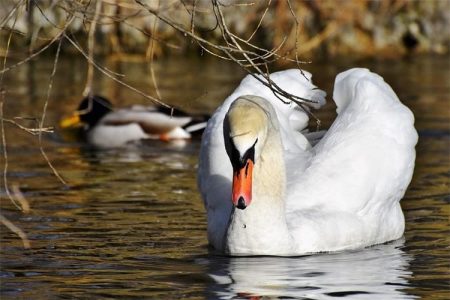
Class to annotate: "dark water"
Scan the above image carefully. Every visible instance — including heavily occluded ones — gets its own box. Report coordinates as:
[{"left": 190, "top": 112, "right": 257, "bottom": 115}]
[{"left": 1, "top": 55, "right": 449, "bottom": 299}]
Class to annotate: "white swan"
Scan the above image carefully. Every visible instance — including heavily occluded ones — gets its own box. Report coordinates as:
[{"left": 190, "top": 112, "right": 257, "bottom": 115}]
[{"left": 198, "top": 68, "right": 418, "bottom": 256}]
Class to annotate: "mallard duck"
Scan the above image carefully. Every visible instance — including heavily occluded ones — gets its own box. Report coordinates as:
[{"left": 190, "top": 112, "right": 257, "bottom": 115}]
[
  {"left": 60, "top": 95, "right": 208, "bottom": 148},
  {"left": 198, "top": 68, "right": 418, "bottom": 256}
]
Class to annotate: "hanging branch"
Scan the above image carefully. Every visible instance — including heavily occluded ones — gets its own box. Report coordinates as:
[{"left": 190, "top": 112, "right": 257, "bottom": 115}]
[
  {"left": 146, "top": 0, "right": 162, "bottom": 101},
  {"left": 38, "top": 37, "right": 67, "bottom": 186},
  {"left": 0, "top": 117, "right": 53, "bottom": 135},
  {"left": 0, "top": 214, "right": 30, "bottom": 249},
  {"left": 82, "top": 0, "right": 103, "bottom": 97},
  {"left": 1, "top": 3, "right": 22, "bottom": 210},
  {"left": 0, "top": 16, "right": 74, "bottom": 75},
  {"left": 212, "top": 1, "right": 317, "bottom": 106},
  {"left": 246, "top": 0, "right": 272, "bottom": 42},
  {"left": 134, "top": 0, "right": 320, "bottom": 110},
  {"left": 286, "top": 0, "right": 308, "bottom": 79},
  {"left": 64, "top": 33, "right": 171, "bottom": 108},
  {"left": 134, "top": 1, "right": 295, "bottom": 65},
  {"left": 0, "top": 0, "right": 26, "bottom": 28}
]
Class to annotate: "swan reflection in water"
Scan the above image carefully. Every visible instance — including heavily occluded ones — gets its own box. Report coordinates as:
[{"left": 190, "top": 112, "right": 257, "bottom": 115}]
[{"left": 205, "top": 239, "right": 414, "bottom": 299}]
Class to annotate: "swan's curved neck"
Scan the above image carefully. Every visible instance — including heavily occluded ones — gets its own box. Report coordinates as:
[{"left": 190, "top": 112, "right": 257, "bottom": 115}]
[{"left": 225, "top": 128, "right": 293, "bottom": 255}]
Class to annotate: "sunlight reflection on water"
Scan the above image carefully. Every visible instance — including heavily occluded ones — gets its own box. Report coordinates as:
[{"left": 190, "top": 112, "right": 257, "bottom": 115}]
[{"left": 1, "top": 55, "right": 449, "bottom": 299}]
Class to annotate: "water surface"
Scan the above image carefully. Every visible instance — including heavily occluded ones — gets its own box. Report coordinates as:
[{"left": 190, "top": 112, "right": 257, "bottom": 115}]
[{"left": 1, "top": 55, "right": 449, "bottom": 299}]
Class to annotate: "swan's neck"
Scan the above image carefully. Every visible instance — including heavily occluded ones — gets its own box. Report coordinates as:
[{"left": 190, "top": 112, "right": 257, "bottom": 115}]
[{"left": 225, "top": 130, "right": 293, "bottom": 255}]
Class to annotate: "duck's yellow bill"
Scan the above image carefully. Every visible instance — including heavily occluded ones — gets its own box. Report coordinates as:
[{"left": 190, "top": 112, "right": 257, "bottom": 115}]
[{"left": 60, "top": 114, "right": 81, "bottom": 128}]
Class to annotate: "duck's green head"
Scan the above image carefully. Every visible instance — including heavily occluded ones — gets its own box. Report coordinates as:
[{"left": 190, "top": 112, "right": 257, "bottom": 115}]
[{"left": 60, "top": 95, "right": 113, "bottom": 129}]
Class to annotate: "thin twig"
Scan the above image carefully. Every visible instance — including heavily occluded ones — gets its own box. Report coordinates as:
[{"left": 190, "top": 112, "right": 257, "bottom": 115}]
[
  {"left": 0, "top": 214, "right": 30, "bottom": 249},
  {"left": 122, "top": 19, "right": 181, "bottom": 50},
  {"left": 0, "top": 16, "right": 74, "bottom": 75},
  {"left": 134, "top": 1, "right": 287, "bottom": 63},
  {"left": 1, "top": 117, "right": 53, "bottom": 135},
  {"left": 217, "top": 1, "right": 256, "bottom": 7},
  {"left": 213, "top": 1, "right": 316, "bottom": 105},
  {"left": 0, "top": 103, "right": 21, "bottom": 211},
  {"left": 135, "top": 0, "right": 317, "bottom": 106},
  {"left": 190, "top": 0, "right": 198, "bottom": 35},
  {"left": 64, "top": 33, "right": 171, "bottom": 108},
  {"left": 286, "top": 0, "right": 308, "bottom": 80},
  {"left": 83, "top": 0, "right": 102, "bottom": 97},
  {"left": 246, "top": 0, "right": 272, "bottom": 42},
  {"left": 1, "top": 3, "right": 22, "bottom": 211},
  {"left": 33, "top": 0, "right": 64, "bottom": 30},
  {"left": 0, "top": 0, "right": 25, "bottom": 28},
  {"left": 38, "top": 37, "right": 67, "bottom": 186},
  {"left": 67, "top": 31, "right": 126, "bottom": 78},
  {"left": 146, "top": 0, "right": 162, "bottom": 100},
  {"left": 12, "top": 185, "right": 30, "bottom": 214}
]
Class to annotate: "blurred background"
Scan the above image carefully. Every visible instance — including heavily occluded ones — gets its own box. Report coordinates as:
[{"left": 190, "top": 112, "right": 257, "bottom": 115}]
[{"left": 1, "top": 0, "right": 449, "bottom": 59}]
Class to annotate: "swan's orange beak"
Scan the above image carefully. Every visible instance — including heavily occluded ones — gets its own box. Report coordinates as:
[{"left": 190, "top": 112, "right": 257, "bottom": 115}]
[{"left": 232, "top": 159, "right": 253, "bottom": 209}]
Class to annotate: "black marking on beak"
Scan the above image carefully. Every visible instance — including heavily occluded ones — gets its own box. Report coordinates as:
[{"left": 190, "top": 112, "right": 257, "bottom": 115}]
[
  {"left": 229, "top": 138, "right": 258, "bottom": 171},
  {"left": 236, "top": 196, "right": 246, "bottom": 210}
]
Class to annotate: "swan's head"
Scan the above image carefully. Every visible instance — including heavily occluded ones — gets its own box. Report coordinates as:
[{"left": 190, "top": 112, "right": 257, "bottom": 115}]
[{"left": 225, "top": 95, "right": 271, "bottom": 210}]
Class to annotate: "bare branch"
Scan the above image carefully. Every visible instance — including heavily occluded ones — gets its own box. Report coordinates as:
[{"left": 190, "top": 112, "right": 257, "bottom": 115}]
[
  {"left": 0, "top": 214, "right": 30, "bottom": 249},
  {"left": 0, "top": 0, "right": 25, "bottom": 28},
  {"left": 1, "top": 117, "right": 54, "bottom": 135},
  {"left": 286, "top": 0, "right": 307, "bottom": 79},
  {"left": 134, "top": 0, "right": 318, "bottom": 109},
  {"left": 11, "top": 185, "right": 30, "bottom": 214},
  {"left": 0, "top": 17, "right": 74, "bottom": 75},
  {"left": 83, "top": 0, "right": 103, "bottom": 97},
  {"left": 38, "top": 37, "right": 67, "bottom": 186},
  {"left": 246, "top": 0, "right": 272, "bottom": 42},
  {"left": 1, "top": 2, "right": 23, "bottom": 211},
  {"left": 146, "top": 0, "right": 162, "bottom": 101},
  {"left": 64, "top": 33, "right": 171, "bottom": 108},
  {"left": 212, "top": 1, "right": 317, "bottom": 105},
  {"left": 0, "top": 103, "right": 21, "bottom": 211}
]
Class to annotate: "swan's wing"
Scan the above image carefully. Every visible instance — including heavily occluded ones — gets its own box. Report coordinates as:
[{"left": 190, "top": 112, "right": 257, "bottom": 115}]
[{"left": 287, "top": 69, "right": 418, "bottom": 217}]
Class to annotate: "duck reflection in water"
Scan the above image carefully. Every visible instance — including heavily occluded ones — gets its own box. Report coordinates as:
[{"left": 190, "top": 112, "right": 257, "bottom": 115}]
[{"left": 206, "top": 239, "right": 414, "bottom": 299}]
